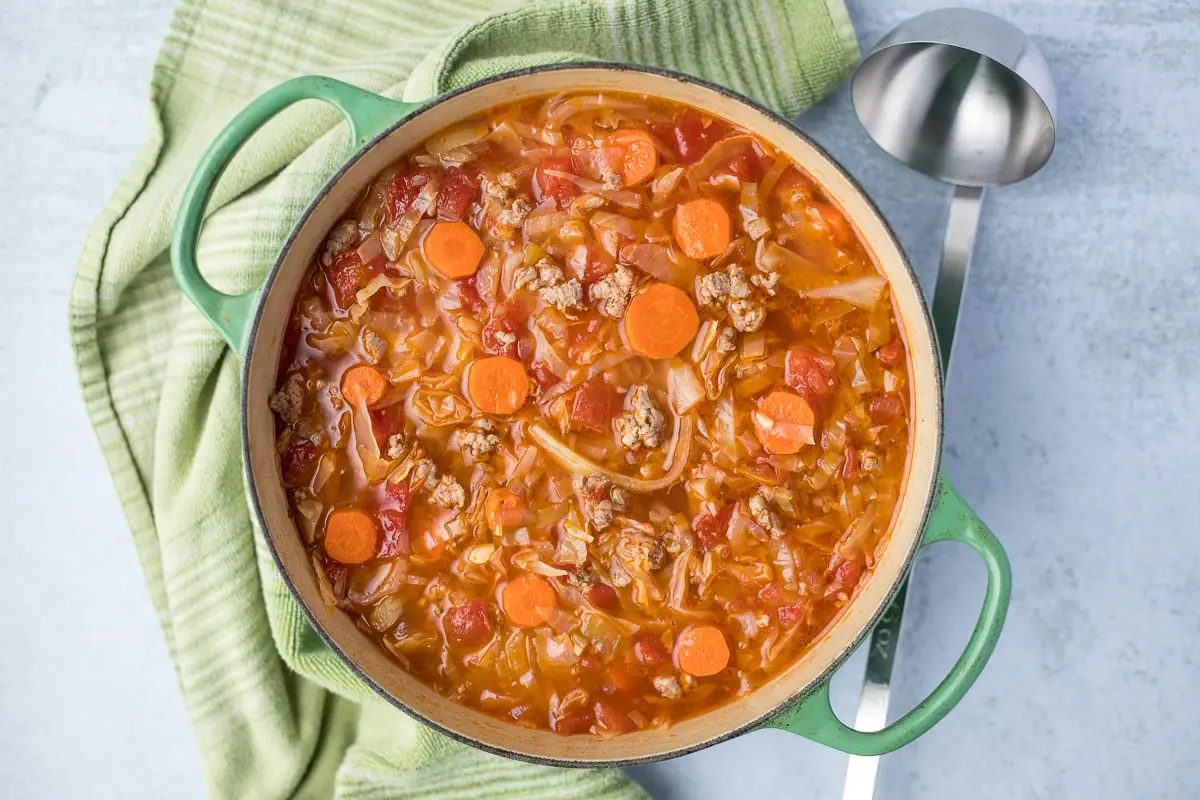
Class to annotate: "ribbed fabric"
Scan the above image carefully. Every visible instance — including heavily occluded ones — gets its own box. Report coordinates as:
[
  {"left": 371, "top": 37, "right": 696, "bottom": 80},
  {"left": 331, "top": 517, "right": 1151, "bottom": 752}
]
[{"left": 68, "top": 1, "right": 858, "bottom": 797}]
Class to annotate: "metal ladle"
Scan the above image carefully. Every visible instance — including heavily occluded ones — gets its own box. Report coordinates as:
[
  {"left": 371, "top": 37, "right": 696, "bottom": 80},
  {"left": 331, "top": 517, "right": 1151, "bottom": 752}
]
[{"left": 844, "top": 8, "right": 1057, "bottom": 799}]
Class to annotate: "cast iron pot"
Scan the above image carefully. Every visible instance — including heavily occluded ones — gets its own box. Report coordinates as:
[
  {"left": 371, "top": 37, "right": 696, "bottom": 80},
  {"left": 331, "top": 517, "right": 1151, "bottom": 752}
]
[{"left": 170, "top": 65, "right": 1011, "bottom": 765}]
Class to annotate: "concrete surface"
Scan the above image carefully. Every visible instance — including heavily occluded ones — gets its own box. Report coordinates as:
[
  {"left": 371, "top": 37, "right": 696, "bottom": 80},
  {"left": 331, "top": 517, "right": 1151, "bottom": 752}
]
[{"left": 1, "top": 0, "right": 1197, "bottom": 798}]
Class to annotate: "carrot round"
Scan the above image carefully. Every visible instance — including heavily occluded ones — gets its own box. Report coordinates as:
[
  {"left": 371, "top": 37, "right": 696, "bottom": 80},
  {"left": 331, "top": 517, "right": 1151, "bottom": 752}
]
[
  {"left": 324, "top": 508, "right": 377, "bottom": 564},
  {"left": 624, "top": 282, "right": 699, "bottom": 359},
  {"left": 466, "top": 356, "right": 529, "bottom": 414},
  {"left": 486, "top": 488, "right": 527, "bottom": 530},
  {"left": 674, "top": 624, "right": 730, "bottom": 677},
  {"left": 341, "top": 364, "right": 388, "bottom": 406},
  {"left": 672, "top": 198, "right": 732, "bottom": 260},
  {"left": 611, "top": 129, "right": 660, "bottom": 186},
  {"left": 753, "top": 390, "right": 816, "bottom": 455},
  {"left": 502, "top": 573, "right": 558, "bottom": 627},
  {"left": 423, "top": 220, "right": 485, "bottom": 278}
]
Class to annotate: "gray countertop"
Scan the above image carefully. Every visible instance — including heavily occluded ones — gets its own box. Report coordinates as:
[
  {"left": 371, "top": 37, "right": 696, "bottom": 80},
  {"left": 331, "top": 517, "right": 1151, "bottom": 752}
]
[{"left": 2, "top": 0, "right": 1197, "bottom": 798}]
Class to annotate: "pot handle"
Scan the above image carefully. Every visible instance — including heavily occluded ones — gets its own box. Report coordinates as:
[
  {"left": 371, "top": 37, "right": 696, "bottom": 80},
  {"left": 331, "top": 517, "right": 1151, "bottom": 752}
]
[
  {"left": 170, "top": 76, "right": 418, "bottom": 354},
  {"left": 765, "top": 478, "right": 1011, "bottom": 755}
]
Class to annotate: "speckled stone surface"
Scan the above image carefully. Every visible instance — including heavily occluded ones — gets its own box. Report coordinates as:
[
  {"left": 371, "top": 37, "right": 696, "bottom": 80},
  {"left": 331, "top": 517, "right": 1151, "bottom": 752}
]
[{"left": 1, "top": 1, "right": 1197, "bottom": 798}]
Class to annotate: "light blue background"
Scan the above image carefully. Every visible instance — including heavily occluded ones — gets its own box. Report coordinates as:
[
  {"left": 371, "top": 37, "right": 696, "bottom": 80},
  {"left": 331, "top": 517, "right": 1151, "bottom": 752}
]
[{"left": 1, "top": 1, "right": 1196, "bottom": 798}]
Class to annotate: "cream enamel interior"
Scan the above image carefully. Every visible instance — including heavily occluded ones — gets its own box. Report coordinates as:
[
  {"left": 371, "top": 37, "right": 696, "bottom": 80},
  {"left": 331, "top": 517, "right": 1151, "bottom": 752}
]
[{"left": 243, "top": 68, "right": 941, "bottom": 763}]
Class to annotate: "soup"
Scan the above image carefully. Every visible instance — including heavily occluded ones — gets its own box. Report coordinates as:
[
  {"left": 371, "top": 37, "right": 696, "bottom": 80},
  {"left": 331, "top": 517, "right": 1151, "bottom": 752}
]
[{"left": 269, "top": 91, "right": 910, "bottom": 736}]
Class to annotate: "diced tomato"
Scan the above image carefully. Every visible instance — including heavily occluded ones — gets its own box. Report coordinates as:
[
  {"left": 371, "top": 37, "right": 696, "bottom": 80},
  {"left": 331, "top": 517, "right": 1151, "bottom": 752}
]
[
  {"left": 785, "top": 347, "right": 837, "bottom": 406},
  {"left": 280, "top": 443, "right": 318, "bottom": 484},
  {"left": 867, "top": 396, "right": 904, "bottom": 422},
  {"left": 586, "top": 583, "right": 618, "bottom": 609},
  {"left": 726, "top": 597, "right": 750, "bottom": 614},
  {"left": 456, "top": 276, "right": 483, "bottom": 312},
  {"left": 835, "top": 559, "right": 864, "bottom": 589},
  {"left": 376, "top": 508, "right": 411, "bottom": 557},
  {"left": 323, "top": 558, "right": 348, "bottom": 602},
  {"left": 604, "top": 661, "right": 639, "bottom": 694},
  {"left": 876, "top": 339, "right": 904, "bottom": 368},
  {"left": 326, "top": 250, "right": 363, "bottom": 309},
  {"left": 552, "top": 707, "right": 595, "bottom": 736},
  {"left": 843, "top": 446, "right": 862, "bottom": 481},
  {"left": 444, "top": 601, "right": 493, "bottom": 647},
  {"left": 369, "top": 409, "right": 399, "bottom": 452},
  {"left": 721, "top": 152, "right": 754, "bottom": 181},
  {"left": 758, "top": 581, "right": 784, "bottom": 608},
  {"left": 570, "top": 375, "right": 617, "bottom": 434},
  {"left": 567, "top": 317, "right": 604, "bottom": 360},
  {"left": 674, "top": 111, "right": 727, "bottom": 164},
  {"left": 593, "top": 699, "right": 636, "bottom": 734},
  {"left": 692, "top": 503, "right": 735, "bottom": 551},
  {"left": 385, "top": 169, "right": 433, "bottom": 224},
  {"left": 531, "top": 360, "right": 560, "bottom": 392},
  {"left": 436, "top": 166, "right": 480, "bottom": 221},
  {"left": 648, "top": 121, "right": 676, "bottom": 149},
  {"left": 385, "top": 479, "right": 411, "bottom": 511},
  {"left": 632, "top": 632, "right": 671, "bottom": 666},
  {"left": 481, "top": 315, "right": 520, "bottom": 359},
  {"left": 778, "top": 601, "right": 808, "bottom": 629},
  {"left": 750, "top": 139, "right": 775, "bottom": 174},
  {"left": 534, "top": 155, "right": 581, "bottom": 208}
]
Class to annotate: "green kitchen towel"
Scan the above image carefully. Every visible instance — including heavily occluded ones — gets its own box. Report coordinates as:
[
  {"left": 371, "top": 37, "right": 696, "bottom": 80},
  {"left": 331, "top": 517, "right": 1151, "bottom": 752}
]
[{"left": 69, "top": 1, "right": 857, "bottom": 798}]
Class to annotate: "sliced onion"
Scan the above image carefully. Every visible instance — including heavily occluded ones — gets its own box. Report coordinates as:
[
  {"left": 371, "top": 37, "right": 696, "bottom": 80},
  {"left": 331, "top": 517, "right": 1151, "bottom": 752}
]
[
  {"left": 591, "top": 211, "right": 643, "bottom": 240},
  {"left": 507, "top": 444, "right": 539, "bottom": 484},
  {"left": 739, "top": 182, "right": 770, "bottom": 241},
  {"left": 544, "top": 95, "right": 648, "bottom": 127},
  {"left": 426, "top": 121, "right": 489, "bottom": 157},
  {"left": 522, "top": 211, "right": 568, "bottom": 240},
  {"left": 835, "top": 502, "right": 879, "bottom": 559},
  {"left": 543, "top": 170, "right": 642, "bottom": 209},
  {"left": 529, "top": 412, "right": 696, "bottom": 492},
  {"left": 530, "top": 322, "right": 570, "bottom": 378},
  {"left": 714, "top": 391, "right": 736, "bottom": 462},
  {"left": 652, "top": 166, "right": 685, "bottom": 201},
  {"left": 756, "top": 239, "right": 829, "bottom": 292},
  {"left": 356, "top": 234, "right": 383, "bottom": 264},
  {"left": 619, "top": 243, "right": 675, "bottom": 283},
  {"left": 667, "top": 360, "right": 704, "bottom": 415},
  {"left": 803, "top": 276, "right": 887, "bottom": 308},
  {"left": 354, "top": 272, "right": 412, "bottom": 308},
  {"left": 350, "top": 400, "right": 393, "bottom": 482},
  {"left": 528, "top": 197, "right": 559, "bottom": 218},
  {"left": 758, "top": 157, "right": 791, "bottom": 198},
  {"left": 687, "top": 135, "right": 753, "bottom": 187},
  {"left": 382, "top": 173, "right": 441, "bottom": 260},
  {"left": 541, "top": 350, "right": 635, "bottom": 402}
]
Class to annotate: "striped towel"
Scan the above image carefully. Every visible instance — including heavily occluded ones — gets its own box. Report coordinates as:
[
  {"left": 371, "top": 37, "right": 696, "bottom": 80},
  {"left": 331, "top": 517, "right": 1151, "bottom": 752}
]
[{"left": 68, "top": 1, "right": 857, "bottom": 797}]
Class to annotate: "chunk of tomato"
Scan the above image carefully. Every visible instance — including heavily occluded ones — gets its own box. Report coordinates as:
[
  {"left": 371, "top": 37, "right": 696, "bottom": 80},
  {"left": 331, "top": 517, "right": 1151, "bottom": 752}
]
[
  {"left": 444, "top": 601, "right": 493, "bottom": 647},
  {"left": 370, "top": 409, "right": 399, "bottom": 453},
  {"left": 674, "top": 111, "right": 727, "bottom": 164},
  {"left": 534, "top": 155, "right": 581, "bottom": 208},
  {"left": 586, "top": 583, "right": 618, "bottom": 609},
  {"left": 867, "top": 396, "right": 904, "bottom": 422},
  {"left": 835, "top": 559, "right": 864, "bottom": 589},
  {"left": 436, "top": 166, "right": 480, "bottom": 221},
  {"left": 552, "top": 707, "right": 595, "bottom": 736},
  {"left": 777, "top": 601, "right": 808, "bottom": 629},
  {"left": 280, "top": 443, "right": 318, "bottom": 485},
  {"left": 785, "top": 347, "right": 837, "bottom": 406},
  {"left": 376, "top": 508, "right": 411, "bottom": 557},
  {"left": 593, "top": 699, "right": 636, "bottom": 734},
  {"left": 481, "top": 315, "right": 520, "bottom": 359},
  {"left": 531, "top": 360, "right": 560, "bottom": 393},
  {"left": 632, "top": 632, "right": 670, "bottom": 666},
  {"left": 326, "top": 250, "right": 363, "bottom": 310},
  {"left": 455, "top": 276, "right": 483, "bottom": 312},
  {"left": 876, "top": 339, "right": 904, "bottom": 368},
  {"left": 693, "top": 503, "right": 735, "bottom": 551},
  {"left": 570, "top": 374, "right": 616, "bottom": 433},
  {"left": 386, "top": 169, "right": 433, "bottom": 224}
]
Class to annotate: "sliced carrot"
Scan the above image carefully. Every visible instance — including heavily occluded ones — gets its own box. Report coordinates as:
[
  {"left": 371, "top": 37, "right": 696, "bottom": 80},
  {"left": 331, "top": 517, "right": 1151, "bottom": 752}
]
[
  {"left": 502, "top": 573, "right": 558, "bottom": 626},
  {"left": 674, "top": 624, "right": 730, "bottom": 677},
  {"left": 611, "top": 129, "right": 660, "bottom": 186},
  {"left": 753, "top": 390, "right": 816, "bottom": 455},
  {"left": 672, "top": 198, "right": 732, "bottom": 260},
  {"left": 466, "top": 356, "right": 529, "bottom": 414},
  {"left": 341, "top": 364, "right": 388, "bottom": 406},
  {"left": 486, "top": 488, "right": 526, "bottom": 530},
  {"left": 423, "top": 220, "right": 486, "bottom": 278},
  {"left": 623, "top": 282, "right": 699, "bottom": 360},
  {"left": 324, "top": 508, "right": 377, "bottom": 564}
]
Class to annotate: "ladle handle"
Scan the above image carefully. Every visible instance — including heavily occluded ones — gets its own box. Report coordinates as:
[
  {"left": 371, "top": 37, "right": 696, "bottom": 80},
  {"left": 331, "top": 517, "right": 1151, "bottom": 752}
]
[
  {"left": 841, "top": 184, "right": 986, "bottom": 800},
  {"left": 932, "top": 184, "right": 985, "bottom": 370}
]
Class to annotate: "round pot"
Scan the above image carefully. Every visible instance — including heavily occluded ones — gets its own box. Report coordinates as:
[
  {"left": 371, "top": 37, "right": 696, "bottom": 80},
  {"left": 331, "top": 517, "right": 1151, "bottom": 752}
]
[{"left": 171, "top": 65, "right": 1011, "bottom": 765}]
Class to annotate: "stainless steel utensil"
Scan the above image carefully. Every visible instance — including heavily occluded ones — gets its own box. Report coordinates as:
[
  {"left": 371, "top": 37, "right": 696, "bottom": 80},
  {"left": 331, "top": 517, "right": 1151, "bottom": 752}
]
[{"left": 844, "top": 9, "right": 1057, "bottom": 798}]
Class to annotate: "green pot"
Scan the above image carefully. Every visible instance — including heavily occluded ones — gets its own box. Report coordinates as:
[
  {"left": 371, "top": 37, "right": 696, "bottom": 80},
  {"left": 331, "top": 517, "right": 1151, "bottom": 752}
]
[{"left": 171, "top": 66, "right": 1011, "bottom": 765}]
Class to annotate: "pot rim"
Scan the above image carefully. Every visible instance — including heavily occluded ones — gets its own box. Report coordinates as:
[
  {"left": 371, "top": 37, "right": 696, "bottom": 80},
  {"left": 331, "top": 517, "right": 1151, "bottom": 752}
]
[{"left": 241, "top": 61, "right": 943, "bottom": 766}]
